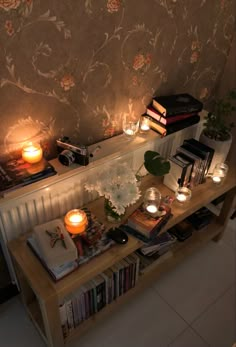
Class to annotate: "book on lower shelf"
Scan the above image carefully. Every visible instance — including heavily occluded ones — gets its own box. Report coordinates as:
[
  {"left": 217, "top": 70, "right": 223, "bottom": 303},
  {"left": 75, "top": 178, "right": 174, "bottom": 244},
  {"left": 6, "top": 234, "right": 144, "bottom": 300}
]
[
  {"left": 58, "top": 253, "right": 140, "bottom": 334},
  {"left": 0, "top": 157, "right": 57, "bottom": 197}
]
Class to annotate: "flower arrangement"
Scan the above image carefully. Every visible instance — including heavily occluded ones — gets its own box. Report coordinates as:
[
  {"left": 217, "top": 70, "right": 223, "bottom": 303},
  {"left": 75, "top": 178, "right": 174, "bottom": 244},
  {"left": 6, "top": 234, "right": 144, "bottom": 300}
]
[{"left": 84, "top": 162, "right": 141, "bottom": 220}]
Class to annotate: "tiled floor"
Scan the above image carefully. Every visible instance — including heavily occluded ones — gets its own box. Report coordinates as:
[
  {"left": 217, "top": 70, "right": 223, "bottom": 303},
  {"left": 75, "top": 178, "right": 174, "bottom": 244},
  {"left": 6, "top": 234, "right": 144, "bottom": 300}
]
[{"left": 0, "top": 219, "right": 235, "bottom": 347}]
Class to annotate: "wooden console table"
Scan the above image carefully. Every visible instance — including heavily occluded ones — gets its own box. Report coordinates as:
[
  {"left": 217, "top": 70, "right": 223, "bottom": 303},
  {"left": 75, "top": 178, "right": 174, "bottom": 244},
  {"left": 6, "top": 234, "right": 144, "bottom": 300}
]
[{"left": 8, "top": 171, "right": 236, "bottom": 347}]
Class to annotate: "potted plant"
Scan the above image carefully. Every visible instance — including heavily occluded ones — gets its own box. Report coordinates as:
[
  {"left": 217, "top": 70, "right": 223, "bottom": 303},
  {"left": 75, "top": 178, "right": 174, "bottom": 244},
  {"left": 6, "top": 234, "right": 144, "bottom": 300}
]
[
  {"left": 135, "top": 150, "right": 170, "bottom": 180},
  {"left": 199, "top": 89, "right": 236, "bottom": 172}
]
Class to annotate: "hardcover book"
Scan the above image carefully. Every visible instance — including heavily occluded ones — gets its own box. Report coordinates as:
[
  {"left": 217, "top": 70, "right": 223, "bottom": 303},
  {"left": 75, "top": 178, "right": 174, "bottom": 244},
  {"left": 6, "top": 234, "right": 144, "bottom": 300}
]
[
  {"left": 146, "top": 105, "right": 198, "bottom": 125},
  {"left": 146, "top": 114, "right": 200, "bottom": 136},
  {"left": 0, "top": 157, "right": 57, "bottom": 196},
  {"left": 152, "top": 93, "right": 203, "bottom": 117},
  {"left": 126, "top": 203, "right": 172, "bottom": 239}
]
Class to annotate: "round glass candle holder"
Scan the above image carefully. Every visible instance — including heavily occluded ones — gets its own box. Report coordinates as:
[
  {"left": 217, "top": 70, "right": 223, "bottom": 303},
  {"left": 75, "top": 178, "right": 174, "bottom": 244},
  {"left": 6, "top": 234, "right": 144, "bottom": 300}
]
[
  {"left": 139, "top": 117, "right": 150, "bottom": 134},
  {"left": 64, "top": 209, "right": 88, "bottom": 234},
  {"left": 123, "top": 119, "right": 139, "bottom": 138},
  {"left": 211, "top": 162, "right": 228, "bottom": 184},
  {"left": 175, "top": 187, "right": 192, "bottom": 203},
  {"left": 143, "top": 187, "right": 161, "bottom": 215},
  {"left": 22, "top": 142, "right": 43, "bottom": 164}
]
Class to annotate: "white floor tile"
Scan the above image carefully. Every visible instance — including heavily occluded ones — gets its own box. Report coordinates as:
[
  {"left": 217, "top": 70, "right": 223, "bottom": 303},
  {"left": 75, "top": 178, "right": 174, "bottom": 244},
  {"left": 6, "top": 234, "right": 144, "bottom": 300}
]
[
  {"left": 153, "top": 241, "right": 235, "bottom": 323},
  {"left": 168, "top": 327, "right": 209, "bottom": 347},
  {"left": 68, "top": 288, "right": 187, "bottom": 347},
  {"left": 0, "top": 296, "right": 45, "bottom": 347},
  {"left": 192, "top": 285, "right": 236, "bottom": 347}
]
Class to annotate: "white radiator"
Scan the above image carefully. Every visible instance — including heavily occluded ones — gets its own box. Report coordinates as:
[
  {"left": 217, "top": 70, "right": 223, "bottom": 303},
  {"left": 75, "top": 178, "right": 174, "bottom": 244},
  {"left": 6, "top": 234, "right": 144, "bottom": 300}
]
[{"left": 0, "top": 120, "right": 203, "bottom": 284}]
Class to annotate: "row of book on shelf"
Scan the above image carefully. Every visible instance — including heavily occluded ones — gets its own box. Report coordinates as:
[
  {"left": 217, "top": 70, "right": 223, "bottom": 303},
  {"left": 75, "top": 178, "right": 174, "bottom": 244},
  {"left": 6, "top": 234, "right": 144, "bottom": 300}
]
[
  {"left": 163, "top": 138, "right": 214, "bottom": 192},
  {"left": 141, "top": 93, "right": 203, "bottom": 136},
  {"left": 59, "top": 253, "right": 140, "bottom": 337}
]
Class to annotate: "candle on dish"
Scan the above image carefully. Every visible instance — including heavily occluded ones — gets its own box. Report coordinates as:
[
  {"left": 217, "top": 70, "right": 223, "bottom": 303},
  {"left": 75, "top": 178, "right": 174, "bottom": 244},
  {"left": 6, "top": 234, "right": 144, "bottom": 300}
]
[
  {"left": 22, "top": 142, "right": 43, "bottom": 164},
  {"left": 175, "top": 187, "right": 192, "bottom": 203},
  {"left": 64, "top": 209, "right": 88, "bottom": 234},
  {"left": 140, "top": 117, "right": 150, "bottom": 133}
]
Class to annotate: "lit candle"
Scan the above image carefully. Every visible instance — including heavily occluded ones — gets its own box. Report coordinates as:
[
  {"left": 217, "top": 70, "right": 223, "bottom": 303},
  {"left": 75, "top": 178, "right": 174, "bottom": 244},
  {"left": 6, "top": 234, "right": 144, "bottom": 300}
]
[
  {"left": 125, "top": 129, "right": 134, "bottom": 136},
  {"left": 64, "top": 209, "right": 88, "bottom": 234},
  {"left": 212, "top": 176, "right": 221, "bottom": 183},
  {"left": 140, "top": 118, "right": 150, "bottom": 133},
  {"left": 175, "top": 187, "right": 192, "bottom": 203},
  {"left": 22, "top": 143, "right": 43, "bottom": 164},
  {"left": 146, "top": 204, "right": 158, "bottom": 214},
  {"left": 176, "top": 193, "right": 187, "bottom": 202}
]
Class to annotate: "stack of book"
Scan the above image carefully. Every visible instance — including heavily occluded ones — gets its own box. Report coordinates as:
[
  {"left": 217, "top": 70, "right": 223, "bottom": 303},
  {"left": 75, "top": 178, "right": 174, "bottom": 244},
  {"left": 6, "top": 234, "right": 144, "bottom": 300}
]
[
  {"left": 142, "top": 93, "right": 203, "bottom": 136},
  {"left": 163, "top": 138, "right": 214, "bottom": 191},
  {"left": 27, "top": 211, "right": 115, "bottom": 281},
  {"left": 122, "top": 202, "right": 172, "bottom": 243},
  {"left": 59, "top": 253, "right": 140, "bottom": 336},
  {"left": 0, "top": 157, "right": 57, "bottom": 197}
]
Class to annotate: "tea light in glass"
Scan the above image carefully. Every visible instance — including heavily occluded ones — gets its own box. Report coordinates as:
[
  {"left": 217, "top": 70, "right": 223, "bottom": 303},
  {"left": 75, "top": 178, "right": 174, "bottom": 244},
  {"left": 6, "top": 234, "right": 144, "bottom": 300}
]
[
  {"left": 143, "top": 187, "right": 161, "bottom": 215},
  {"left": 123, "top": 119, "right": 139, "bottom": 138},
  {"left": 175, "top": 187, "right": 192, "bottom": 203},
  {"left": 139, "top": 117, "right": 150, "bottom": 134},
  {"left": 22, "top": 142, "right": 43, "bottom": 164},
  {"left": 212, "top": 163, "right": 228, "bottom": 184},
  {"left": 64, "top": 209, "right": 88, "bottom": 234}
]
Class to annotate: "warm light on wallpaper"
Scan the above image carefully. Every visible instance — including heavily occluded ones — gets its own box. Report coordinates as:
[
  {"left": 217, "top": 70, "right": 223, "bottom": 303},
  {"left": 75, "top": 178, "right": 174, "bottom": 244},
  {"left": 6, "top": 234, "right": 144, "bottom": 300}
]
[{"left": 0, "top": 0, "right": 235, "bottom": 160}]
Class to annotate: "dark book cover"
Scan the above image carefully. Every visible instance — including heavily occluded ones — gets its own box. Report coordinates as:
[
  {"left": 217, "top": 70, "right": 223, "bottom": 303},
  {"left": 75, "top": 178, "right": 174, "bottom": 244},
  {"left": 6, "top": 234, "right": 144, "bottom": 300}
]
[
  {"left": 183, "top": 139, "right": 210, "bottom": 183},
  {"left": 0, "top": 157, "right": 57, "bottom": 196},
  {"left": 146, "top": 105, "right": 198, "bottom": 125},
  {"left": 148, "top": 114, "right": 200, "bottom": 136},
  {"left": 152, "top": 93, "right": 203, "bottom": 117},
  {"left": 187, "top": 207, "right": 214, "bottom": 230},
  {"left": 184, "top": 138, "right": 214, "bottom": 175}
]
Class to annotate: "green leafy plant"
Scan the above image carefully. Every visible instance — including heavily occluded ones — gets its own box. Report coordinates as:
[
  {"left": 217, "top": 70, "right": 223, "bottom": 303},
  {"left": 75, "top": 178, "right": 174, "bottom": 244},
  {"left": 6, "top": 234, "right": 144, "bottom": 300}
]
[
  {"left": 136, "top": 150, "right": 170, "bottom": 178},
  {"left": 203, "top": 89, "right": 236, "bottom": 141}
]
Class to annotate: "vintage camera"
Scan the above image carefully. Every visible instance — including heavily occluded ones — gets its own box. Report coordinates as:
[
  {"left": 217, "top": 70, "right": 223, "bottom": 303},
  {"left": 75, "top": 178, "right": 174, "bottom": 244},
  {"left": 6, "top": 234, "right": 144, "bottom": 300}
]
[{"left": 56, "top": 137, "right": 89, "bottom": 166}]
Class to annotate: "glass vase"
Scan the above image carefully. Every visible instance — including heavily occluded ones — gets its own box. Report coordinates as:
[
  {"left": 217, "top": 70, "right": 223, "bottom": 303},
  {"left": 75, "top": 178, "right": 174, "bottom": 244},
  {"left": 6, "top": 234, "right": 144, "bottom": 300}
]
[{"left": 104, "top": 199, "right": 124, "bottom": 223}]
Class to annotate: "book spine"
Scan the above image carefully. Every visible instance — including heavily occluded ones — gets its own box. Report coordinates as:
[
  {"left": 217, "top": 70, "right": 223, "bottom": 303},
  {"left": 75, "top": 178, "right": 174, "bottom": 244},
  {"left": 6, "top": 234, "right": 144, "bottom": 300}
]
[
  {"left": 65, "top": 299, "right": 74, "bottom": 332},
  {"left": 59, "top": 303, "right": 68, "bottom": 338}
]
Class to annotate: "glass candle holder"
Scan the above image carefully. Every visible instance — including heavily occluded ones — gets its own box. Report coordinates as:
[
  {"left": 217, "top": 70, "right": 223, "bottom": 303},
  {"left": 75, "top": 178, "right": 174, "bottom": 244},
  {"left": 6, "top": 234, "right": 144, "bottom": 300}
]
[
  {"left": 123, "top": 119, "right": 139, "bottom": 138},
  {"left": 175, "top": 187, "right": 192, "bottom": 203},
  {"left": 143, "top": 187, "right": 161, "bottom": 215},
  {"left": 212, "top": 163, "right": 228, "bottom": 184},
  {"left": 22, "top": 142, "right": 43, "bottom": 164},
  {"left": 139, "top": 117, "right": 150, "bottom": 134},
  {"left": 64, "top": 209, "right": 88, "bottom": 234}
]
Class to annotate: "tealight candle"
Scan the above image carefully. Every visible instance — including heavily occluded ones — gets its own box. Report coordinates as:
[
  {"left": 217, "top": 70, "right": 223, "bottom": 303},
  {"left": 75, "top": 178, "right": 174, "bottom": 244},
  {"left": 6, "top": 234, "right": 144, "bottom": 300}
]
[
  {"left": 175, "top": 187, "right": 192, "bottom": 203},
  {"left": 211, "top": 163, "right": 228, "bottom": 184},
  {"left": 143, "top": 187, "right": 161, "bottom": 215},
  {"left": 22, "top": 142, "right": 43, "bottom": 164},
  {"left": 64, "top": 209, "right": 88, "bottom": 234},
  {"left": 139, "top": 117, "right": 150, "bottom": 133},
  {"left": 123, "top": 119, "right": 139, "bottom": 138}
]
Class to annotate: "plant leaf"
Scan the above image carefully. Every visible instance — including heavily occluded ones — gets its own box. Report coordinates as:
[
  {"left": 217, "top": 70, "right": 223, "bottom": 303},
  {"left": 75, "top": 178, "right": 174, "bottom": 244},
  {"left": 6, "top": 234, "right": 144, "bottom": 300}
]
[{"left": 144, "top": 150, "right": 170, "bottom": 176}]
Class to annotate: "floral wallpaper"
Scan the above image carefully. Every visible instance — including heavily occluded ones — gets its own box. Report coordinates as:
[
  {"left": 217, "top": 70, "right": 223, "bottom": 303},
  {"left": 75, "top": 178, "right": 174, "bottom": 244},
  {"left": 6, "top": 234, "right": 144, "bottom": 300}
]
[{"left": 0, "top": 0, "right": 235, "bottom": 160}]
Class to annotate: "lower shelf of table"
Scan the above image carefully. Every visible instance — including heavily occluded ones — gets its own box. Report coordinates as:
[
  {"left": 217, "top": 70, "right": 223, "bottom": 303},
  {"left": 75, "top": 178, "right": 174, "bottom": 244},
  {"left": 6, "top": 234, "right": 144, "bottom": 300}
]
[{"left": 64, "top": 218, "right": 224, "bottom": 344}]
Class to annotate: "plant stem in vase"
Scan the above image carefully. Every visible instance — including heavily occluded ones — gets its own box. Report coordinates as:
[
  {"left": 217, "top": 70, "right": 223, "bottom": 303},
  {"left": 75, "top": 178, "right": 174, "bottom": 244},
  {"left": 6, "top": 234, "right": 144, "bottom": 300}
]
[{"left": 104, "top": 199, "right": 124, "bottom": 223}]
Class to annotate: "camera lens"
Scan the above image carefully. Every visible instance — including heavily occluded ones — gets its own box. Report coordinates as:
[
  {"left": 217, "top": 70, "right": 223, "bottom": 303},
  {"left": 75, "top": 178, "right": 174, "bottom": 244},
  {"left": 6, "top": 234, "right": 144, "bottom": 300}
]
[{"left": 58, "top": 150, "right": 75, "bottom": 166}]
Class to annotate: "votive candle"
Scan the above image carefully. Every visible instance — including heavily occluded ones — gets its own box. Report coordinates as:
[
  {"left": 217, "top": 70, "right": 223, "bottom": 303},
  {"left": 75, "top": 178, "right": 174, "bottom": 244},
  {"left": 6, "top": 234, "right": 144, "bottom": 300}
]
[
  {"left": 175, "top": 187, "right": 192, "bottom": 203},
  {"left": 64, "top": 209, "right": 88, "bottom": 234},
  {"left": 22, "top": 142, "right": 43, "bottom": 164}
]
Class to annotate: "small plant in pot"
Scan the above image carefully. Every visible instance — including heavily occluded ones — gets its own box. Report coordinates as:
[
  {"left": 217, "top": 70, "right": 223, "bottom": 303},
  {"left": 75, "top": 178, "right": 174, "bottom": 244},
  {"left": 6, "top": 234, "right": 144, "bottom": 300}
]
[
  {"left": 200, "top": 89, "right": 236, "bottom": 172},
  {"left": 136, "top": 150, "right": 170, "bottom": 180}
]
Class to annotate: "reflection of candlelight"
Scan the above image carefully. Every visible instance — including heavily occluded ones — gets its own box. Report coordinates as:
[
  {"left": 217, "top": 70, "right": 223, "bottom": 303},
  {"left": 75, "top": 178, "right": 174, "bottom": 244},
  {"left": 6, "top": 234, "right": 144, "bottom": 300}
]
[
  {"left": 64, "top": 209, "right": 88, "bottom": 234},
  {"left": 146, "top": 204, "right": 158, "bottom": 213},
  {"left": 22, "top": 143, "right": 42, "bottom": 164}
]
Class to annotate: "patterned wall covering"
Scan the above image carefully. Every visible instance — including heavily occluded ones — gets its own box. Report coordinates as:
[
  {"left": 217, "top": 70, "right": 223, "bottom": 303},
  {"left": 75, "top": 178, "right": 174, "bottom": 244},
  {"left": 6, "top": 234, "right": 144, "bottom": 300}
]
[{"left": 0, "top": 0, "right": 235, "bottom": 160}]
